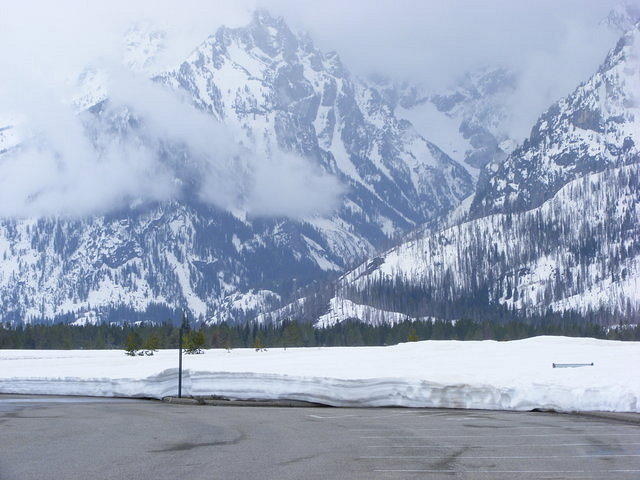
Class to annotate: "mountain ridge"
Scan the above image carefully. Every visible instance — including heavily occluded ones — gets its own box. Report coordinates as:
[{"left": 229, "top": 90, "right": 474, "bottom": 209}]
[
  {"left": 0, "top": 10, "right": 473, "bottom": 324},
  {"left": 258, "top": 23, "right": 640, "bottom": 326}
]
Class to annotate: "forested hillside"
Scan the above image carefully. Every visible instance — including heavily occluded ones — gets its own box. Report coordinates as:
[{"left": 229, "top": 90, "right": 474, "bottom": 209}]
[{"left": 259, "top": 24, "right": 640, "bottom": 326}]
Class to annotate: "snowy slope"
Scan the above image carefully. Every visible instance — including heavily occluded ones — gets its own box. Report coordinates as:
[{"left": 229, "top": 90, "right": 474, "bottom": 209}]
[
  {"left": 341, "top": 163, "right": 640, "bottom": 317},
  {"left": 374, "top": 66, "right": 517, "bottom": 175},
  {"left": 256, "top": 295, "right": 437, "bottom": 327},
  {"left": 267, "top": 162, "right": 640, "bottom": 324},
  {"left": 1, "top": 337, "right": 639, "bottom": 412}
]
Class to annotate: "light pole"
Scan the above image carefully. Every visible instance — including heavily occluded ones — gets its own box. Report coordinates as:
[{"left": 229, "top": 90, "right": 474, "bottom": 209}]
[{"left": 178, "top": 311, "right": 190, "bottom": 398}]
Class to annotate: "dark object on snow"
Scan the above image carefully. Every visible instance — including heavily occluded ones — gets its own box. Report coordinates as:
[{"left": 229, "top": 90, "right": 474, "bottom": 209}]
[{"left": 552, "top": 362, "right": 594, "bottom": 368}]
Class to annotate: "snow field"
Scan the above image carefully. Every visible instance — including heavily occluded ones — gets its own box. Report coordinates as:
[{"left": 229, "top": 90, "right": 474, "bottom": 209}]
[{"left": 1, "top": 336, "right": 638, "bottom": 412}]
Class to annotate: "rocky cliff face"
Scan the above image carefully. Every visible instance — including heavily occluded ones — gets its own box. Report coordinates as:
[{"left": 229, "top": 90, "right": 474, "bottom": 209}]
[
  {"left": 372, "top": 66, "right": 518, "bottom": 175},
  {"left": 471, "top": 25, "right": 640, "bottom": 218}
]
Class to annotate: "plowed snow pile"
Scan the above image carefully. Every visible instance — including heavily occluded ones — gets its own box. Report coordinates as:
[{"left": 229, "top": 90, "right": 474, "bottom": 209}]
[{"left": 1, "top": 337, "right": 638, "bottom": 412}]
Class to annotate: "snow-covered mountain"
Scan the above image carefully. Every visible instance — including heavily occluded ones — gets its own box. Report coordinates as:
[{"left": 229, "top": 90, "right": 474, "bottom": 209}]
[
  {"left": 374, "top": 1, "right": 638, "bottom": 180},
  {"left": 602, "top": 2, "right": 640, "bottom": 33},
  {"left": 263, "top": 23, "right": 640, "bottom": 326},
  {"left": 0, "top": 11, "right": 472, "bottom": 324},
  {"left": 370, "top": 66, "right": 517, "bottom": 176},
  {"left": 471, "top": 24, "right": 639, "bottom": 218}
]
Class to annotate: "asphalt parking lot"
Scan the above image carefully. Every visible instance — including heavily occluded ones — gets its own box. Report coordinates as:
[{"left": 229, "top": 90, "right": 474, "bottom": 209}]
[{"left": 1, "top": 395, "right": 639, "bottom": 479}]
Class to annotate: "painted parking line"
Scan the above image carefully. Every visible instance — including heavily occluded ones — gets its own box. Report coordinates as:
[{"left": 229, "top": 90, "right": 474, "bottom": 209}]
[
  {"left": 361, "top": 433, "right": 640, "bottom": 439},
  {"left": 361, "top": 454, "right": 640, "bottom": 459},
  {"left": 443, "top": 417, "right": 483, "bottom": 421},
  {"left": 352, "top": 425, "right": 640, "bottom": 431},
  {"left": 373, "top": 469, "right": 640, "bottom": 474},
  {"left": 307, "top": 412, "right": 444, "bottom": 420},
  {"left": 307, "top": 414, "right": 359, "bottom": 419},
  {"left": 366, "top": 442, "right": 640, "bottom": 448},
  {"left": 366, "top": 412, "right": 448, "bottom": 419}
]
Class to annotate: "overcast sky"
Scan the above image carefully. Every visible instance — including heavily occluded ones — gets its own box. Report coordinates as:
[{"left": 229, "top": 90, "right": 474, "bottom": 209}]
[
  {"left": 1, "top": 0, "right": 626, "bottom": 84},
  {"left": 0, "top": 0, "right": 636, "bottom": 217}
]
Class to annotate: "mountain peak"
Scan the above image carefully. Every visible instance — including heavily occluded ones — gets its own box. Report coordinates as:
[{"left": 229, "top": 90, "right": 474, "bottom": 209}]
[
  {"left": 123, "top": 22, "right": 168, "bottom": 75},
  {"left": 251, "top": 9, "right": 286, "bottom": 29},
  {"left": 602, "top": 2, "right": 640, "bottom": 33},
  {"left": 602, "top": 21, "right": 640, "bottom": 72},
  {"left": 0, "top": 6, "right": 474, "bottom": 324},
  {"left": 212, "top": 9, "right": 299, "bottom": 59}
]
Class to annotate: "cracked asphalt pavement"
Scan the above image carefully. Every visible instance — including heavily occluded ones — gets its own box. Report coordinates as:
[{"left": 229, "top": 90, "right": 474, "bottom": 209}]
[{"left": 1, "top": 395, "right": 639, "bottom": 479}]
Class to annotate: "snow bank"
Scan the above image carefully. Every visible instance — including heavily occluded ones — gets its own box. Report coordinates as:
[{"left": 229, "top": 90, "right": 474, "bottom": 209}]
[{"left": 1, "top": 336, "right": 639, "bottom": 412}]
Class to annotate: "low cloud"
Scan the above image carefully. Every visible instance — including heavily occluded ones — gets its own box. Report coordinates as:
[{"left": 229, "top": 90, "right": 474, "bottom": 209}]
[
  {"left": 243, "top": 152, "right": 344, "bottom": 218},
  {"left": 0, "top": 0, "right": 344, "bottom": 219},
  {"left": 272, "top": 0, "right": 628, "bottom": 141},
  {"left": 0, "top": 0, "right": 636, "bottom": 218},
  {"left": 0, "top": 63, "right": 343, "bottom": 218}
]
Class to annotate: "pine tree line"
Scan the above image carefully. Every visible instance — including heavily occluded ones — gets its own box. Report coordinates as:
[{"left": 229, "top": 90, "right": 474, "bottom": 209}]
[
  {"left": 1, "top": 318, "right": 639, "bottom": 350},
  {"left": 329, "top": 163, "right": 640, "bottom": 323}
]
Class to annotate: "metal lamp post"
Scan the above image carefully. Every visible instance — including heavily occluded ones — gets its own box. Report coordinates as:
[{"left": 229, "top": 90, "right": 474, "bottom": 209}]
[{"left": 178, "top": 311, "right": 190, "bottom": 398}]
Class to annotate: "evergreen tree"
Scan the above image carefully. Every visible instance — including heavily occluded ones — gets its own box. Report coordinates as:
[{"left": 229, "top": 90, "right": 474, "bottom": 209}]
[
  {"left": 2, "top": 314, "right": 640, "bottom": 350},
  {"left": 124, "top": 332, "right": 141, "bottom": 356},
  {"left": 210, "top": 330, "right": 223, "bottom": 349},
  {"left": 282, "top": 321, "right": 302, "bottom": 349},
  {"left": 143, "top": 333, "right": 160, "bottom": 355},
  {"left": 253, "top": 336, "right": 266, "bottom": 352},
  {"left": 407, "top": 328, "right": 419, "bottom": 342},
  {"left": 184, "top": 330, "right": 206, "bottom": 354}
]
